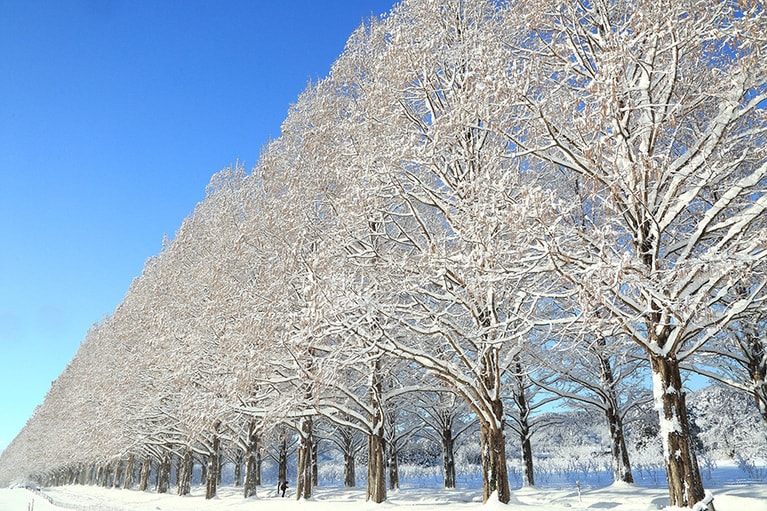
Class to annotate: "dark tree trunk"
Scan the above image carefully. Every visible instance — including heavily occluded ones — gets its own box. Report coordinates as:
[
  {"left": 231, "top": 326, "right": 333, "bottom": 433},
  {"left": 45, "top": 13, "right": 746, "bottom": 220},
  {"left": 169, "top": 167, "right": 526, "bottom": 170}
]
[
  {"left": 77, "top": 465, "right": 87, "bottom": 485},
  {"left": 513, "top": 360, "right": 535, "bottom": 488},
  {"left": 387, "top": 440, "right": 399, "bottom": 490},
  {"left": 312, "top": 440, "right": 319, "bottom": 487},
  {"left": 256, "top": 449, "right": 262, "bottom": 485},
  {"left": 595, "top": 339, "right": 634, "bottom": 484},
  {"left": 100, "top": 463, "right": 110, "bottom": 487},
  {"left": 123, "top": 456, "right": 135, "bottom": 489},
  {"left": 156, "top": 452, "right": 171, "bottom": 494},
  {"left": 519, "top": 417, "right": 535, "bottom": 488},
  {"left": 177, "top": 448, "right": 192, "bottom": 496},
  {"left": 344, "top": 453, "right": 356, "bottom": 487},
  {"left": 339, "top": 424, "right": 357, "bottom": 487},
  {"left": 277, "top": 435, "right": 288, "bottom": 487},
  {"left": 113, "top": 460, "right": 124, "bottom": 488},
  {"left": 296, "top": 417, "right": 313, "bottom": 500},
  {"left": 174, "top": 454, "right": 181, "bottom": 488},
  {"left": 200, "top": 456, "right": 208, "bottom": 486},
  {"left": 651, "top": 355, "right": 712, "bottom": 510},
  {"left": 478, "top": 336, "right": 511, "bottom": 503},
  {"left": 138, "top": 457, "right": 151, "bottom": 492},
  {"left": 206, "top": 425, "right": 221, "bottom": 500},
  {"left": 480, "top": 415, "right": 510, "bottom": 504},
  {"left": 366, "top": 359, "right": 386, "bottom": 503},
  {"left": 605, "top": 403, "right": 634, "bottom": 483},
  {"left": 85, "top": 464, "right": 96, "bottom": 486},
  {"left": 442, "top": 427, "right": 456, "bottom": 488},
  {"left": 205, "top": 453, "right": 218, "bottom": 499},
  {"left": 244, "top": 421, "right": 260, "bottom": 498},
  {"left": 233, "top": 449, "right": 243, "bottom": 487},
  {"left": 367, "top": 428, "right": 386, "bottom": 503},
  {"left": 755, "top": 385, "right": 767, "bottom": 443}
]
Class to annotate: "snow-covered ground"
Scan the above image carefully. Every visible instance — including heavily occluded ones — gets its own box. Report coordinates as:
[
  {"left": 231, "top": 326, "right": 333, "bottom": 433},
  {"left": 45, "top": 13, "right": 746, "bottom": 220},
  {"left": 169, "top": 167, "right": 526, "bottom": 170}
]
[{"left": 2, "top": 474, "right": 766, "bottom": 511}]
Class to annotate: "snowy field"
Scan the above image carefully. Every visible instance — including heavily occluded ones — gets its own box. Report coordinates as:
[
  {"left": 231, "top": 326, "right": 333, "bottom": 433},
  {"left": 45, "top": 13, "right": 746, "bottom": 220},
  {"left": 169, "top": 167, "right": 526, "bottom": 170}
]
[
  {"left": 2, "top": 463, "right": 766, "bottom": 511},
  {"left": 2, "top": 482, "right": 766, "bottom": 511}
]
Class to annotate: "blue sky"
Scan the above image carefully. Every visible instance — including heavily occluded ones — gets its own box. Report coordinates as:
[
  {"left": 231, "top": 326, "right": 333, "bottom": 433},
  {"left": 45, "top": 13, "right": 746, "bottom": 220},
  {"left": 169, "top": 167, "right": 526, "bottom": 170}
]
[{"left": 0, "top": 0, "right": 394, "bottom": 453}]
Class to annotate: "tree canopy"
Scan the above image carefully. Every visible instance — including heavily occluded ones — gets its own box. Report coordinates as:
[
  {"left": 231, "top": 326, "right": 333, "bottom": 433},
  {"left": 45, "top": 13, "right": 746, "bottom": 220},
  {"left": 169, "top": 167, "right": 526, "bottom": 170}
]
[{"left": 1, "top": 1, "right": 765, "bottom": 509}]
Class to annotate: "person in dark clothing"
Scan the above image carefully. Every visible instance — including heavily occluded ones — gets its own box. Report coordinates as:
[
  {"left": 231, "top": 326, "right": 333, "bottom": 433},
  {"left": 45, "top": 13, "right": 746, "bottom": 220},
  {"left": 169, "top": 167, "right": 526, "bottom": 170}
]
[{"left": 279, "top": 479, "right": 288, "bottom": 497}]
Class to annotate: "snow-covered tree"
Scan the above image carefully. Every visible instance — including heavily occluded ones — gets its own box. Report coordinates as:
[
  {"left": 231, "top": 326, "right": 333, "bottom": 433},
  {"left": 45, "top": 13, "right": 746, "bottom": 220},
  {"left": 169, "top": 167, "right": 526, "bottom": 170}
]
[
  {"left": 320, "top": 1, "right": 556, "bottom": 503},
  {"left": 688, "top": 383, "right": 767, "bottom": 460},
  {"left": 502, "top": 1, "right": 767, "bottom": 508},
  {"left": 533, "top": 330, "right": 648, "bottom": 484},
  {"left": 414, "top": 391, "right": 476, "bottom": 489},
  {"left": 692, "top": 303, "right": 767, "bottom": 441}
]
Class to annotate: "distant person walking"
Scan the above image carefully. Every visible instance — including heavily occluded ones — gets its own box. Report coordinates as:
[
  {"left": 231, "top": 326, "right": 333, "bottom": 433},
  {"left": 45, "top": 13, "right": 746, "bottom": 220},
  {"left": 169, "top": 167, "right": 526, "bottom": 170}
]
[{"left": 279, "top": 479, "right": 288, "bottom": 497}]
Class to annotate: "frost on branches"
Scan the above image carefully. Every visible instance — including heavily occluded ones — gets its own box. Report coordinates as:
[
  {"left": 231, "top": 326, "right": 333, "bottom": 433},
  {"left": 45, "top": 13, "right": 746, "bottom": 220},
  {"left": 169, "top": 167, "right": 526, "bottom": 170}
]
[
  {"left": 501, "top": 0, "right": 767, "bottom": 508},
  {"left": 0, "top": 1, "right": 765, "bottom": 511}
]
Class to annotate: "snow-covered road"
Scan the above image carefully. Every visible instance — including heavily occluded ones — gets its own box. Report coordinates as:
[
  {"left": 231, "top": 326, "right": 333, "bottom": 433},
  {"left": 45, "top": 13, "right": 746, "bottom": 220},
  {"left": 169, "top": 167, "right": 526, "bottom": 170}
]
[{"left": 1, "top": 482, "right": 766, "bottom": 511}]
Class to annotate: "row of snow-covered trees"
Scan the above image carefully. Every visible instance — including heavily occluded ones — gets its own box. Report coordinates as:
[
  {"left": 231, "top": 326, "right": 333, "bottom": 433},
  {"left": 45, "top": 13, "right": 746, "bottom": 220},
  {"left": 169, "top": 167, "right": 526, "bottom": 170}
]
[{"left": 1, "top": 1, "right": 766, "bottom": 509}]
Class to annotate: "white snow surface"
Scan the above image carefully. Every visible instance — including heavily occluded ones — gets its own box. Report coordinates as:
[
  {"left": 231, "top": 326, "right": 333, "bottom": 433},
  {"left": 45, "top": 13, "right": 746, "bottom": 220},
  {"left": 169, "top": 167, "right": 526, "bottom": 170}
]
[{"left": 2, "top": 479, "right": 766, "bottom": 511}]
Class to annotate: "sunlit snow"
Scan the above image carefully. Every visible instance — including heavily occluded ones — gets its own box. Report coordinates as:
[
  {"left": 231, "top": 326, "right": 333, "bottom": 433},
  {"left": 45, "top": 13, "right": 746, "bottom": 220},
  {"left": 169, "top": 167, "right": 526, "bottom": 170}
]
[{"left": 2, "top": 462, "right": 766, "bottom": 511}]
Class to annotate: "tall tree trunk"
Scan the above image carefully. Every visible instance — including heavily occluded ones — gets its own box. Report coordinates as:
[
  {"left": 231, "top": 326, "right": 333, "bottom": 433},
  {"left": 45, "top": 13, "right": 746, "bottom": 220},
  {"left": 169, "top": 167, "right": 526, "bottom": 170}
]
[
  {"left": 174, "top": 454, "right": 181, "bottom": 488},
  {"left": 86, "top": 464, "right": 96, "bottom": 486},
  {"left": 387, "top": 440, "right": 400, "bottom": 490},
  {"left": 480, "top": 349, "right": 511, "bottom": 503},
  {"left": 78, "top": 465, "right": 87, "bottom": 485},
  {"left": 200, "top": 456, "right": 208, "bottom": 486},
  {"left": 312, "top": 440, "right": 319, "bottom": 487},
  {"left": 595, "top": 339, "right": 634, "bottom": 484},
  {"left": 367, "top": 428, "right": 386, "bottom": 503},
  {"left": 512, "top": 358, "right": 535, "bottom": 488},
  {"left": 277, "top": 435, "right": 288, "bottom": 487},
  {"left": 651, "top": 355, "right": 712, "bottom": 510},
  {"left": 177, "top": 448, "right": 192, "bottom": 496},
  {"left": 123, "top": 455, "right": 135, "bottom": 489},
  {"left": 244, "top": 421, "right": 260, "bottom": 498},
  {"left": 113, "top": 460, "right": 124, "bottom": 488},
  {"left": 256, "top": 447, "right": 263, "bottom": 485},
  {"left": 205, "top": 453, "right": 217, "bottom": 499},
  {"left": 206, "top": 425, "right": 221, "bottom": 500},
  {"left": 605, "top": 403, "right": 634, "bottom": 483},
  {"left": 366, "top": 358, "right": 387, "bottom": 503},
  {"left": 340, "top": 424, "right": 357, "bottom": 487},
  {"left": 477, "top": 327, "right": 511, "bottom": 504},
  {"left": 442, "top": 427, "right": 456, "bottom": 489},
  {"left": 480, "top": 413, "right": 510, "bottom": 504},
  {"left": 233, "top": 449, "right": 243, "bottom": 487},
  {"left": 100, "top": 463, "right": 110, "bottom": 487},
  {"left": 755, "top": 386, "right": 767, "bottom": 444},
  {"left": 296, "top": 417, "right": 313, "bottom": 500},
  {"left": 344, "top": 452, "right": 356, "bottom": 487},
  {"left": 138, "top": 457, "right": 151, "bottom": 491},
  {"left": 156, "top": 452, "right": 171, "bottom": 494},
  {"left": 519, "top": 421, "right": 535, "bottom": 488}
]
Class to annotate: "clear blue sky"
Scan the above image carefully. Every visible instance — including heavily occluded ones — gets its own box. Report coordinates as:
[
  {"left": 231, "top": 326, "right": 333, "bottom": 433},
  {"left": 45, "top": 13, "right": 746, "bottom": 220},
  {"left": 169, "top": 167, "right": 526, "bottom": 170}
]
[{"left": 0, "top": 0, "right": 394, "bottom": 453}]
